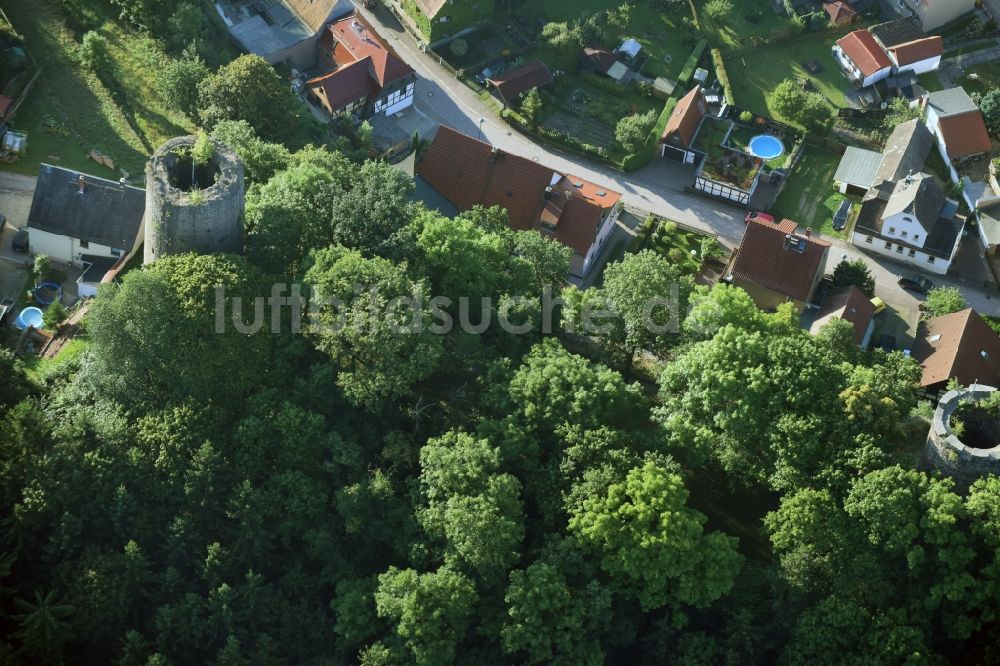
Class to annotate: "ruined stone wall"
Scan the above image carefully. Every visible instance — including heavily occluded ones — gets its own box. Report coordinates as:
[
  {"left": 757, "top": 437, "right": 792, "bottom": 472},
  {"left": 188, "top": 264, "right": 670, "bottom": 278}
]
[
  {"left": 926, "top": 386, "right": 1000, "bottom": 491},
  {"left": 143, "top": 136, "right": 244, "bottom": 264}
]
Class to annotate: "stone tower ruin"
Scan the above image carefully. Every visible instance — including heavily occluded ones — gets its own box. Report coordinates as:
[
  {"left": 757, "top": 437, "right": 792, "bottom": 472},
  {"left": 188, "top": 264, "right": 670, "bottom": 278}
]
[
  {"left": 143, "top": 135, "right": 245, "bottom": 264},
  {"left": 926, "top": 385, "right": 1000, "bottom": 491}
]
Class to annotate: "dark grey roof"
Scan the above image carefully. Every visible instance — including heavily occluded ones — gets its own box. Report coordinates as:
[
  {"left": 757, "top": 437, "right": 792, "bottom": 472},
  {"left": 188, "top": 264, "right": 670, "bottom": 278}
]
[
  {"left": 834, "top": 147, "right": 882, "bottom": 189},
  {"left": 926, "top": 87, "right": 979, "bottom": 119},
  {"left": 872, "top": 119, "right": 933, "bottom": 185},
  {"left": 882, "top": 172, "right": 946, "bottom": 234},
  {"left": 27, "top": 164, "right": 145, "bottom": 250},
  {"left": 79, "top": 254, "right": 120, "bottom": 284},
  {"left": 869, "top": 18, "right": 925, "bottom": 49},
  {"left": 855, "top": 196, "right": 962, "bottom": 259}
]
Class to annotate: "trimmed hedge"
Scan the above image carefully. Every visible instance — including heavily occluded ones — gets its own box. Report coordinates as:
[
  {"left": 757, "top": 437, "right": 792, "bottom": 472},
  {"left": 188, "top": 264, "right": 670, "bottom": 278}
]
[
  {"left": 676, "top": 38, "right": 707, "bottom": 88},
  {"left": 710, "top": 48, "right": 735, "bottom": 106}
]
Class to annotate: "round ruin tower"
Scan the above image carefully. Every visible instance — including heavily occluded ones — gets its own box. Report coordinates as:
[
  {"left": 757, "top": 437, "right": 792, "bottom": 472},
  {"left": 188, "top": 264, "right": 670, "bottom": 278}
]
[{"left": 143, "top": 135, "right": 245, "bottom": 264}]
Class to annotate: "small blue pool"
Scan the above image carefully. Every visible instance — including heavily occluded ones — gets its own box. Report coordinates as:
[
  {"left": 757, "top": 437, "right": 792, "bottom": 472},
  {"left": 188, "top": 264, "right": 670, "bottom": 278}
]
[
  {"left": 748, "top": 134, "right": 785, "bottom": 160},
  {"left": 14, "top": 307, "right": 43, "bottom": 331}
]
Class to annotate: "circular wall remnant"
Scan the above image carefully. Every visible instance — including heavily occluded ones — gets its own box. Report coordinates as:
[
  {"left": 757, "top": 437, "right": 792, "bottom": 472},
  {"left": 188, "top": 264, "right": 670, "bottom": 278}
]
[
  {"left": 143, "top": 135, "right": 245, "bottom": 264},
  {"left": 926, "top": 385, "right": 1000, "bottom": 491}
]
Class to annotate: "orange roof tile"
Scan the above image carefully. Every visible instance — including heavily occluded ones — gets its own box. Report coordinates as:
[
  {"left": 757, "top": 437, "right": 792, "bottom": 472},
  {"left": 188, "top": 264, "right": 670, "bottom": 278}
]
[
  {"left": 731, "top": 218, "right": 830, "bottom": 303},
  {"left": 823, "top": 0, "right": 857, "bottom": 23},
  {"left": 836, "top": 30, "right": 892, "bottom": 77},
  {"left": 889, "top": 36, "right": 943, "bottom": 66},
  {"left": 487, "top": 60, "right": 554, "bottom": 104},
  {"left": 937, "top": 112, "right": 993, "bottom": 159},
  {"left": 417, "top": 126, "right": 621, "bottom": 257},
  {"left": 661, "top": 86, "right": 707, "bottom": 149}
]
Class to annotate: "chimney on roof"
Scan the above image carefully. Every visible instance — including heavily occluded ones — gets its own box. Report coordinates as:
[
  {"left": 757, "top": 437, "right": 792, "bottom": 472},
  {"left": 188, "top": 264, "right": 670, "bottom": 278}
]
[
  {"left": 805, "top": 227, "right": 811, "bottom": 237},
  {"left": 119, "top": 177, "right": 127, "bottom": 188},
  {"left": 906, "top": 170, "right": 914, "bottom": 184},
  {"left": 78, "top": 175, "right": 86, "bottom": 195}
]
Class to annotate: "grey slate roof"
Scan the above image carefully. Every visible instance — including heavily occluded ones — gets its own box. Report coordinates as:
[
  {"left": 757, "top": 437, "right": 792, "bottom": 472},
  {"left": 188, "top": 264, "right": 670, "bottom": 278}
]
[
  {"left": 872, "top": 118, "right": 933, "bottom": 185},
  {"left": 79, "top": 254, "right": 120, "bottom": 284},
  {"left": 979, "top": 202, "right": 1000, "bottom": 247},
  {"left": 27, "top": 164, "right": 145, "bottom": 250},
  {"left": 869, "top": 18, "right": 925, "bottom": 48},
  {"left": 926, "top": 87, "right": 979, "bottom": 119},
  {"left": 855, "top": 192, "right": 962, "bottom": 259},
  {"left": 835, "top": 147, "right": 882, "bottom": 190},
  {"left": 230, "top": 13, "right": 312, "bottom": 56},
  {"left": 882, "top": 172, "right": 946, "bottom": 234}
]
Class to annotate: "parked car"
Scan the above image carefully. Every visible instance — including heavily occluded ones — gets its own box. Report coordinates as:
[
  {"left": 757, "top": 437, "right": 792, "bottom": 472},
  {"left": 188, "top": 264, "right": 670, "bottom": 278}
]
[
  {"left": 832, "top": 199, "right": 851, "bottom": 231},
  {"left": 745, "top": 212, "right": 774, "bottom": 225},
  {"left": 11, "top": 227, "right": 28, "bottom": 253},
  {"left": 897, "top": 275, "right": 933, "bottom": 294}
]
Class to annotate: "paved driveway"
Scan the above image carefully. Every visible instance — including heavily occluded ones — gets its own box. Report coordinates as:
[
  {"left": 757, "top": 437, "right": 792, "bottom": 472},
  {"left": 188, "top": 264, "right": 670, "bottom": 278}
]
[{"left": 0, "top": 172, "right": 36, "bottom": 302}]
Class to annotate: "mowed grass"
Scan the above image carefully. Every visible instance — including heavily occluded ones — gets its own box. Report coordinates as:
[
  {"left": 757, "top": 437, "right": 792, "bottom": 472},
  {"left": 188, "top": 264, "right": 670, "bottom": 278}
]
[
  {"left": 0, "top": 0, "right": 195, "bottom": 178},
  {"left": 772, "top": 146, "right": 849, "bottom": 239},
  {"left": 727, "top": 31, "right": 853, "bottom": 119},
  {"left": 699, "top": 0, "right": 790, "bottom": 49},
  {"left": 959, "top": 61, "right": 1000, "bottom": 96}
]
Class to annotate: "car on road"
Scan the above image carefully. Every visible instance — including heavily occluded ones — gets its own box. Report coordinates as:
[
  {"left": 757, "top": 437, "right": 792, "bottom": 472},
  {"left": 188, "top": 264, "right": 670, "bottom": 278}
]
[
  {"left": 11, "top": 227, "right": 28, "bottom": 253},
  {"left": 897, "top": 275, "right": 934, "bottom": 294},
  {"left": 745, "top": 212, "right": 774, "bottom": 225}
]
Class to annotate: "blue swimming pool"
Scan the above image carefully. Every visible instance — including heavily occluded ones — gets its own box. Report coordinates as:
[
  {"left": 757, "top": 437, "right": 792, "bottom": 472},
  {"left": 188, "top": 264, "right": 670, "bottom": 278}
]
[{"left": 748, "top": 135, "right": 785, "bottom": 160}]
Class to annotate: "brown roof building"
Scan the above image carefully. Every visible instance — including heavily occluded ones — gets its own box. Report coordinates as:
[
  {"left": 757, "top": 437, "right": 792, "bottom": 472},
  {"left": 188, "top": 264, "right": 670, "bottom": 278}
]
[
  {"left": 925, "top": 87, "right": 993, "bottom": 161},
  {"left": 834, "top": 30, "right": 893, "bottom": 85},
  {"left": 888, "top": 36, "right": 943, "bottom": 67},
  {"left": 307, "top": 12, "right": 416, "bottom": 119},
  {"left": 823, "top": 0, "right": 857, "bottom": 26},
  {"left": 487, "top": 60, "right": 554, "bottom": 106},
  {"left": 579, "top": 45, "right": 617, "bottom": 74},
  {"left": 417, "top": 125, "right": 623, "bottom": 276},
  {"left": 729, "top": 218, "right": 831, "bottom": 312},
  {"left": 809, "top": 285, "right": 876, "bottom": 346},
  {"left": 660, "top": 87, "right": 707, "bottom": 154},
  {"left": 913, "top": 309, "right": 1000, "bottom": 389}
]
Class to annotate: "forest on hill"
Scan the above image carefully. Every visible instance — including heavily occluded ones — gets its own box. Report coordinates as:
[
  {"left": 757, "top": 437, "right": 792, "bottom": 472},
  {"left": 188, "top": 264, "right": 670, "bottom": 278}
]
[{"left": 1, "top": 119, "right": 999, "bottom": 665}]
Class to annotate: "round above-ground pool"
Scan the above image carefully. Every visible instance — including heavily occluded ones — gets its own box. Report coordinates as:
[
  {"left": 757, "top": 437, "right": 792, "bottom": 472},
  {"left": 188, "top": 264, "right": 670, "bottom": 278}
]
[
  {"left": 748, "top": 134, "right": 785, "bottom": 160},
  {"left": 14, "top": 307, "right": 43, "bottom": 331},
  {"left": 34, "top": 282, "right": 62, "bottom": 306}
]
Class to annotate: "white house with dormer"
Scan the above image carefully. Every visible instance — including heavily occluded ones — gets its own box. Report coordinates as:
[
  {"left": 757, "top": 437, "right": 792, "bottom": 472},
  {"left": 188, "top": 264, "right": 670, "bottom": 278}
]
[{"left": 851, "top": 172, "right": 964, "bottom": 275}]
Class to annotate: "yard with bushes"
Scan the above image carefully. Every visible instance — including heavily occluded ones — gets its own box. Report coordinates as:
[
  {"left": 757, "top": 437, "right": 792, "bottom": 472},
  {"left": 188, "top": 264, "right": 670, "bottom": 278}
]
[
  {"left": 0, "top": 0, "right": 200, "bottom": 177},
  {"left": 628, "top": 215, "right": 720, "bottom": 275}
]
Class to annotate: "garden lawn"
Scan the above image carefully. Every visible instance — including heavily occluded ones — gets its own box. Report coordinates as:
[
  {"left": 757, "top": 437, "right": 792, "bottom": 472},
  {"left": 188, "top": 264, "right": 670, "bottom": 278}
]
[
  {"left": 699, "top": 0, "right": 791, "bottom": 50},
  {"left": 772, "top": 146, "right": 848, "bottom": 239},
  {"left": 727, "top": 31, "right": 852, "bottom": 120},
  {"left": 0, "top": 0, "right": 195, "bottom": 178},
  {"left": 959, "top": 62, "right": 1000, "bottom": 96},
  {"left": 517, "top": 1, "right": 695, "bottom": 82}
]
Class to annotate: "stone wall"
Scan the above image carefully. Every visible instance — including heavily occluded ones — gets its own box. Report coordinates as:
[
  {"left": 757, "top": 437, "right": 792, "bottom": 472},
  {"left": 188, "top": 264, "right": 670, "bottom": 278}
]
[
  {"left": 926, "top": 385, "right": 1000, "bottom": 491},
  {"left": 144, "top": 136, "right": 245, "bottom": 264}
]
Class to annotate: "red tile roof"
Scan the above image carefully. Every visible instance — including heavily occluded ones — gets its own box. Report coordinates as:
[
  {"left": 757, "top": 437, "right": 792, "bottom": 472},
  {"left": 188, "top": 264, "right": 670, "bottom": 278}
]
[
  {"left": 836, "top": 30, "right": 892, "bottom": 77},
  {"left": 823, "top": 0, "right": 857, "bottom": 23},
  {"left": 417, "top": 126, "right": 621, "bottom": 257},
  {"left": 913, "top": 309, "right": 1000, "bottom": 388},
  {"left": 308, "top": 11, "right": 414, "bottom": 112},
  {"left": 889, "top": 36, "right": 943, "bottom": 66},
  {"left": 580, "top": 45, "right": 617, "bottom": 73},
  {"left": 308, "top": 58, "right": 379, "bottom": 111},
  {"left": 809, "top": 286, "right": 875, "bottom": 345},
  {"left": 661, "top": 86, "right": 707, "bottom": 149},
  {"left": 487, "top": 60, "right": 554, "bottom": 104},
  {"left": 731, "top": 218, "right": 831, "bottom": 303},
  {"left": 326, "top": 12, "right": 413, "bottom": 87},
  {"left": 937, "top": 112, "right": 993, "bottom": 159}
]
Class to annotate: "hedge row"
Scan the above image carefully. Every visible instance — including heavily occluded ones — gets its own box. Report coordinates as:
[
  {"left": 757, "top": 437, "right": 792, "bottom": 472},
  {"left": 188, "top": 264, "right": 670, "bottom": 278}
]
[
  {"left": 710, "top": 48, "right": 735, "bottom": 106},
  {"left": 500, "top": 108, "right": 610, "bottom": 162},
  {"left": 676, "top": 38, "right": 708, "bottom": 89},
  {"left": 579, "top": 70, "right": 631, "bottom": 97}
]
